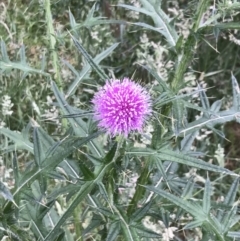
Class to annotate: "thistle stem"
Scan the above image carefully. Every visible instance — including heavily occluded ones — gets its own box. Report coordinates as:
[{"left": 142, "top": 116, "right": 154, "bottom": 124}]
[
  {"left": 127, "top": 158, "right": 151, "bottom": 216},
  {"left": 44, "top": 0, "right": 63, "bottom": 90}
]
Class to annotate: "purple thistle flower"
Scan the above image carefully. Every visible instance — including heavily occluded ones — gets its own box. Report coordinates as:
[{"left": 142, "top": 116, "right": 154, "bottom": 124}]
[{"left": 92, "top": 78, "right": 152, "bottom": 137}]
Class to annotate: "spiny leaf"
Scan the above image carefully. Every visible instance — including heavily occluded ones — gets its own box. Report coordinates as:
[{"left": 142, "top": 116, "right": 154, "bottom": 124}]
[
  {"left": 44, "top": 145, "right": 118, "bottom": 241},
  {"left": 178, "top": 109, "right": 240, "bottom": 136},
  {"left": 199, "top": 86, "right": 210, "bottom": 116},
  {"left": 172, "top": 100, "right": 186, "bottom": 133},
  {"left": 66, "top": 42, "right": 119, "bottom": 98},
  {"left": 181, "top": 131, "right": 199, "bottom": 151},
  {"left": 1, "top": 40, "right": 10, "bottom": 62},
  {"left": 71, "top": 34, "right": 109, "bottom": 81},
  {"left": 184, "top": 220, "right": 203, "bottom": 230},
  {"left": 159, "top": 149, "right": 233, "bottom": 175},
  {"left": 42, "top": 133, "right": 102, "bottom": 170},
  {"left": 33, "top": 127, "right": 45, "bottom": 167},
  {"left": 227, "top": 231, "right": 240, "bottom": 239},
  {"left": 106, "top": 221, "right": 121, "bottom": 241},
  {"left": 131, "top": 200, "right": 152, "bottom": 222},
  {"left": 79, "top": 162, "right": 95, "bottom": 181},
  {"left": 144, "top": 185, "right": 206, "bottom": 219},
  {"left": 181, "top": 176, "right": 195, "bottom": 199},
  {"left": 215, "top": 22, "right": 240, "bottom": 30},
  {"left": 119, "top": 1, "right": 178, "bottom": 47},
  {"left": 0, "top": 127, "right": 33, "bottom": 153},
  {"left": 203, "top": 178, "right": 211, "bottom": 214},
  {"left": 210, "top": 99, "right": 222, "bottom": 112},
  {"left": 134, "top": 224, "right": 161, "bottom": 238},
  {"left": 231, "top": 72, "right": 240, "bottom": 110},
  {"left": 0, "top": 181, "right": 18, "bottom": 207},
  {"left": 52, "top": 81, "right": 103, "bottom": 158},
  {"left": 12, "top": 153, "right": 19, "bottom": 188},
  {"left": 217, "top": 178, "right": 239, "bottom": 222}
]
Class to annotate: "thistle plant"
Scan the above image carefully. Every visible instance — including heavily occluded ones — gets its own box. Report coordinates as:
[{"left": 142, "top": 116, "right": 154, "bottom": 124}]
[{"left": 1, "top": 1, "right": 240, "bottom": 241}]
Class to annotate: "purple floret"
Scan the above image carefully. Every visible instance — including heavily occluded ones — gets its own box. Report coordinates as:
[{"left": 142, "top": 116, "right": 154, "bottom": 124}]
[{"left": 92, "top": 78, "right": 151, "bottom": 137}]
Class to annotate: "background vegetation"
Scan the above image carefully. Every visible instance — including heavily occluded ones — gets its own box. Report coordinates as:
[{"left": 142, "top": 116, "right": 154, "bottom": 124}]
[{"left": 1, "top": 0, "right": 240, "bottom": 240}]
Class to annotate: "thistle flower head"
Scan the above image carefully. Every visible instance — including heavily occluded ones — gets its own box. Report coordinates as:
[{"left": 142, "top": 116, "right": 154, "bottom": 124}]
[{"left": 92, "top": 78, "right": 151, "bottom": 136}]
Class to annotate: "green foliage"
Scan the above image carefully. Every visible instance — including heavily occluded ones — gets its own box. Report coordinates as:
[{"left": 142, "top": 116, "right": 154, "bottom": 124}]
[{"left": 1, "top": 0, "right": 240, "bottom": 240}]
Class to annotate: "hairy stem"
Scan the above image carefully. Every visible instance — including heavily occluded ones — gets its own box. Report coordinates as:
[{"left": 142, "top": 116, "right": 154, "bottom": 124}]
[
  {"left": 171, "top": 0, "right": 210, "bottom": 91},
  {"left": 127, "top": 159, "right": 151, "bottom": 216},
  {"left": 44, "top": 0, "right": 63, "bottom": 90}
]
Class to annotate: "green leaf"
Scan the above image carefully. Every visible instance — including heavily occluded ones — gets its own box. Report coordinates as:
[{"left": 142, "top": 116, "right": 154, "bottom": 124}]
[
  {"left": 0, "top": 181, "right": 17, "bottom": 206},
  {"left": 52, "top": 81, "right": 87, "bottom": 136},
  {"left": 79, "top": 162, "right": 95, "bottom": 181},
  {"left": 3, "top": 133, "right": 100, "bottom": 211},
  {"left": 210, "top": 99, "right": 222, "bottom": 112},
  {"left": 223, "top": 178, "right": 239, "bottom": 206},
  {"left": 199, "top": 86, "right": 210, "bottom": 116},
  {"left": 58, "top": 159, "right": 80, "bottom": 180},
  {"left": 217, "top": 178, "right": 239, "bottom": 222},
  {"left": 66, "top": 42, "right": 119, "bottom": 98},
  {"left": 203, "top": 214, "right": 224, "bottom": 240},
  {"left": 172, "top": 100, "right": 186, "bottom": 133},
  {"left": 81, "top": 19, "right": 125, "bottom": 28},
  {"left": 159, "top": 149, "right": 232, "bottom": 175},
  {"left": 44, "top": 143, "right": 119, "bottom": 241},
  {"left": 71, "top": 35, "right": 109, "bottom": 81},
  {"left": 129, "top": 147, "right": 233, "bottom": 175},
  {"left": 231, "top": 73, "right": 240, "bottom": 110},
  {"left": 155, "top": 156, "right": 168, "bottom": 181},
  {"left": 104, "top": 142, "right": 118, "bottom": 164},
  {"left": 160, "top": 208, "right": 170, "bottom": 227},
  {"left": 132, "top": 22, "right": 171, "bottom": 37},
  {"left": 118, "top": 3, "right": 151, "bottom": 15},
  {"left": 12, "top": 153, "right": 19, "bottom": 188},
  {"left": 134, "top": 224, "right": 161, "bottom": 238},
  {"left": 52, "top": 81, "right": 103, "bottom": 158},
  {"left": 177, "top": 108, "right": 240, "bottom": 136},
  {"left": 48, "top": 182, "right": 82, "bottom": 201},
  {"left": 25, "top": 204, "right": 46, "bottom": 239},
  {"left": 69, "top": 9, "right": 78, "bottom": 36},
  {"left": 106, "top": 221, "right": 121, "bottom": 241},
  {"left": 44, "top": 180, "right": 95, "bottom": 241},
  {"left": 139, "top": 65, "right": 167, "bottom": 90},
  {"left": 126, "top": 147, "right": 156, "bottom": 156},
  {"left": 98, "top": 182, "right": 110, "bottom": 203},
  {"left": 184, "top": 220, "right": 203, "bottom": 229},
  {"left": 151, "top": 121, "right": 162, "bottom": 150},
  {"left": 42, "top": 133, "right": 101, "bottom": 171},
  {"left": 33, "top": 127, "right": 45, "bottom": 167},
  {"left": 215, "top": 22, "right": 240, "bottom": 30},
  {"left": 0, "top": 127, "right": 33, "bottom": 153},
  {"left": 227, "top": 231, "right": 240, "bottom": 238},
  {"left": 121, "top": 223, "right": 139, "bottom": 241},
  {"left": 118, "top": 1, "right": 178, "bottom": 47},
  {"left": 181, "top": 176, "right": 195, "bottom": 200},
  {"left": 144, "top": 185, "right": 206, "bottom": 219},
  {"left": 38, "top": 199, "right": 56, "bottom": 220},
  {"left": 222, "top": 206, "right": 237, "bottom": 233},
  {"left": 131, "top": 201, "right": 152, "bottom": 222},
  {"left": 203, "top": 178, "right": 211, "bottom": 214},
  {"left": 53, "top": 232, "right": 65, "bottom": 241},
  {"left": 180, "top": 131, "right": 199, "bottom": 151},
  {"left": 19, "top": 44, "right": 27, "bottom": 64},
  {"left": 1, "top": 40, "right": 10, "bottom": 62}
]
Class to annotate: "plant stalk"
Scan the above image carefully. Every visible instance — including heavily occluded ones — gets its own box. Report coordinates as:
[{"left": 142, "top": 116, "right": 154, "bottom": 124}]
[
  {"left": 44, "top": 0, "right": 63, "bottom": 90},
  {"left": 127, "top": 159, "right": 151, "bottom": 216},
  {"left": 171, "top": 0, "right": 210, "bottom": 91}
]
